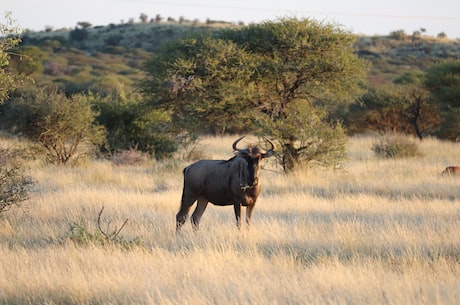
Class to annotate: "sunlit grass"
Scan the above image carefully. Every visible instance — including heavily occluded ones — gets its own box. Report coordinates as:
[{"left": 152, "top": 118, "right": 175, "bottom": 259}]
[{"left": 0, "top": 135, "right": 459, "bottom": 304}]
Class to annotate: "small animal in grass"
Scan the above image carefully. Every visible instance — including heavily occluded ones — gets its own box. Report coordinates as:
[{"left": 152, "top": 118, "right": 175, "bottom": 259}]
[{"left": 441, "top": 166, "right": 460, "bottom": 176}]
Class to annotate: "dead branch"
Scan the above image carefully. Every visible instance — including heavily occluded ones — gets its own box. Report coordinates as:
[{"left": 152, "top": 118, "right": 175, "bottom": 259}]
[{"left": 97, "top": 206, "right": 129, "bottom": 241}]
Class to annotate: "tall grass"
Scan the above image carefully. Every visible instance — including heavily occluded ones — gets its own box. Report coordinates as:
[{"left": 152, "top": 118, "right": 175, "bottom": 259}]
[{"left": 0, "top": 135, "right": 459, "bottom": 304}]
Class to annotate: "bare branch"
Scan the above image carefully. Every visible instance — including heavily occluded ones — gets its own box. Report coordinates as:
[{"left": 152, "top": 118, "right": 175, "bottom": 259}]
[
  {"left": 97, "top": 205, "right": 129, "bottom": 241},
  {"left": 97, "top": 206, "right": 109, "bottom": 239}
]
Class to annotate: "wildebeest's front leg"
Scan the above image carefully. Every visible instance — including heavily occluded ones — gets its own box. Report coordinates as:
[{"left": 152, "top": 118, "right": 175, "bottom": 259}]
[
  {"left": 191, "top": 198, "right": 208, "bottom": 230},
  {"left": 234, "top": 203, "right": 242, "bottom": 228},
  {"left": 246, "top": 204, "right": 255, "bottom": 227}
]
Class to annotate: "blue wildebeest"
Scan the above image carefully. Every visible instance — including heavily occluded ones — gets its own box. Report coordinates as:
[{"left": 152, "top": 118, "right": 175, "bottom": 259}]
[
  {"left": 176, "top": 136, "right": 275, "bottom": 231},
  {"left": 441, "top": 166, "right": 460, "bottom": 176}
]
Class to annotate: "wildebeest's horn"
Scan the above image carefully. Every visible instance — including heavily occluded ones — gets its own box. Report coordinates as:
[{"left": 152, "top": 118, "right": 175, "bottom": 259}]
[
  {"left": 232, "top": 136, "right": 246, "bottom": 152},
  {"left": 264, "top": 137, "right": 275, "bottom": 152}
]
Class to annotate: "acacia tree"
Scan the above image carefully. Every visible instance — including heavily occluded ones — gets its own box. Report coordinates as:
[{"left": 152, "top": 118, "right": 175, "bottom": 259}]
[
  {"left": 141, "top": 35, "right": 259, "bottom": 135},
  {"left": 399, "top": 86, "right": 440, "bottom": 140},
  {"left": 346, "top": 85, "right": 440, "bottom": 139},
  {"left": 141, "top": 18, "right": 368, "bottom": 171},
  {"left": 222, "top": 18, "right": 367, "bottom": 171},
  {"left": 393, "top": 71, "right": 441, "bottom": 139}
]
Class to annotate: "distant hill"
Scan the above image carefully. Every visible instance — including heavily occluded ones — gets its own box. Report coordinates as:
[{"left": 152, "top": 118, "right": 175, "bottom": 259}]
[
  {"left": 356, "top": 34, "right": 460, "bottom": 86},
  {"left": 18, "top": 21, "right": 460, "bottom": 92},
  {"left": 23, "top": 21, "right": 235, "bottom": 51}
]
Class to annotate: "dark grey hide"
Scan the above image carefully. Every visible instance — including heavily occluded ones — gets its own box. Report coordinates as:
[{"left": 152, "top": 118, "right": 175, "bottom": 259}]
[{"left": 176, "top": 136, "right": 275, "bottom": 231}]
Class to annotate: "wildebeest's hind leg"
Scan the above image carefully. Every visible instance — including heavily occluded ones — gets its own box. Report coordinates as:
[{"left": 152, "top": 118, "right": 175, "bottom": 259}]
[
  {"left": 191, "top": 198, "right": 208, "bottom": 230},
  {"left": 176, "top": 190, "right": 196, "bottom": 232},
  {"left": 234, "top": 203, "right": 242, "bottom": 229}
]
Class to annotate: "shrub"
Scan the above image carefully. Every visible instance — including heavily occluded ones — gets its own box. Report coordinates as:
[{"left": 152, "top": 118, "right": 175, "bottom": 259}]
[
  {"left": 372, "top": 134, "right": 421, "bottom": 158},
  {"left": 3, "top": 89, "right": 106, "bottom": 165},
  {"left": 69, "top": 27, "right": 88, "bottom": 42},
  {"left": 0, "top": 147, "right": 34, "bottom": 213},
  {"left": 66, "top": 206, "right": 142, "bottom": 250},
  {"left": 390, "top": 30, "right": 407, "bottom": 40},
  {"left": 105, "top": 34, "right": 123, "bottom": 46}
]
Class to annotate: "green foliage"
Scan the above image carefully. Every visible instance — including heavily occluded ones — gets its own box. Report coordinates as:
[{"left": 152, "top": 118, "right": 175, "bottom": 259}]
[
  {"left": 8, "top": 45, "right": 45, "bottom": 76},
  {"left": 437, "top": 32, "right": 447, "bottom": 39},
  {"left": 77, "top": 22, "right": 92, "bottom": 29},
  {"left": 243, "top": 18, "right": 366, "bottom": 171},
  {"left": 345, "top": 85, "right": 440, "bottom": 139},
  {"left": 94, "top": 93, "right": 144, "bottom": 152},
  {"left": 0, "top": 147, "right": 34, "bottom": 213},
  {"left": 0, "top": 12, "right": 22, "bottom": 104},
  {"left": 393, "top": 70, "right": 425, "bottom": 85},
  {"left": 141, "top": 17, "right": 367, "bottom": 171},
  {"left": 3, "top": 18, "right": 458, "bottom": 164},
  {"left": 424, "top": 59, "right": 460, "bottom": 140},
  {"left": 67, "top": 224, "right": 142, "bottom": 249},
  {"left": 425, "top": 60, "right": 460, "bottom": 109},
  {"left": 224, "top": 18, "right": 367, "bottom": 172},
  {"left": 69, "top": 27, "right": 88, "bottom": 42},
  {"left": 94, "top": 92, "right": 177, "bottom": 159},
  {"left": 141, "top": 35, "right": 259, "bottom": 135},
  {"left": 2, "top": 89, "right": 106, "bottom": 164},
  {"left": 105, "top": 34, "right": 123, "bottom": 46},
  {"left": 223, "top": 17, "right": 368, "bottom": 105},
  {"left": 390, "top": 30, "right": 407, "bottom": 40},
  {"left": 372, "top": 134, "right": 421, "bottom": 158},
  {"left": 264, "top": 103, "right": 348, "bottom": 172},
  {"left": 434, "top": 108, "right": 460, "bottom": 141}
]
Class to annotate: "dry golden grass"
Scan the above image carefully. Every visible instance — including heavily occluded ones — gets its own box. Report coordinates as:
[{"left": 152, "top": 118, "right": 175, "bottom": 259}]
[{"left": 0, "top": 135, "right": 459, "bottom": 304}]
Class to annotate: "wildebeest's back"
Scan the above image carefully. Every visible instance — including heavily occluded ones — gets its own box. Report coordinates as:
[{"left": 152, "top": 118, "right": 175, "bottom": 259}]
[{"left": 183, "top": 158, "right": 248, "bottom": 205}]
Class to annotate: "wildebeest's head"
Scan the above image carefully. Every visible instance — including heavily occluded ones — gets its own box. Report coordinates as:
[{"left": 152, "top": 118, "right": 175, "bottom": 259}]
[{"left": 232, "top": 136, "right": 275, "bottom": 189}]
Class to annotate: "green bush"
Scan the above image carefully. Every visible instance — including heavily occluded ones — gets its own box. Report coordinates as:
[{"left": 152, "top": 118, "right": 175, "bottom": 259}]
[
  {"left": 67, "top": 223, "right": 142, "bottom": 249},
  {"left": 66, "top": 207, "right": 142, "bottom": 250},
  {"left": 69, "top": 27, "right": 88, "bottom": 42},
  {"left": 2, "top": 89, "right": 106, "bottom": 165},
  {"left": 372, "top": 134, "right": 421, "bottom": 158},
  {"left": 93, "top": 93, "right": 178, "bottom": 160},
  {"left": 0, "top": 147, "right": 34, "bottom": 213}
]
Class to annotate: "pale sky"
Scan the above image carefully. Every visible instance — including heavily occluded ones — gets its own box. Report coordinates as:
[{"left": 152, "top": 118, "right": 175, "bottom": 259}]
[{"left": 3, "top": 0, "right": 460, "bottom": 38}]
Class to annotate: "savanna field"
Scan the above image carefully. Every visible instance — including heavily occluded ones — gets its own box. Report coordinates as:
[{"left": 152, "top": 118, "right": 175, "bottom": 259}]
[{"left": 0, "top": 135, "right": 459, "bottom": 305}]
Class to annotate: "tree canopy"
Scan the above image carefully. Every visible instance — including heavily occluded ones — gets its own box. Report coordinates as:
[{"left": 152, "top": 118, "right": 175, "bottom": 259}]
[
  {"left": 141, "top": 17, "right": 368, "bottom": 171},
  {"left": 346, "top": 84, "right": 440, "bottom": 140},
  {"left": 425, "top": 60, "right": 460, "bottom": 140}
]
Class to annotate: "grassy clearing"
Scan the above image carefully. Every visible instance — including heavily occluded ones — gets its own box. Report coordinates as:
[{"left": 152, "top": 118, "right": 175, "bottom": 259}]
[{"left": 0, "top": 135, "right": 459, "bottom": 304}]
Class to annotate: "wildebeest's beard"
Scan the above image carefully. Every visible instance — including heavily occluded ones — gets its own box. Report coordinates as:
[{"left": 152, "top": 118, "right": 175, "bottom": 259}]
[{"left": 245, "top": 158, "right": 259, "bottom": 188}]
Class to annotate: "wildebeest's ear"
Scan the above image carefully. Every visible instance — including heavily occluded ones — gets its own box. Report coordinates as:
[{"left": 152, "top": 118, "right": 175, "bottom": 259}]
[{"left": 262, "top": 150, "right": 274, "bottom": 158}]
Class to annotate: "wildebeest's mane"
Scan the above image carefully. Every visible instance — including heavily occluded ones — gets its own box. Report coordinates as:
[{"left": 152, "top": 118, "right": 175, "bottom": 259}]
[{"left": 212, "top": 156, "right": 249, "bottom": 186}]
